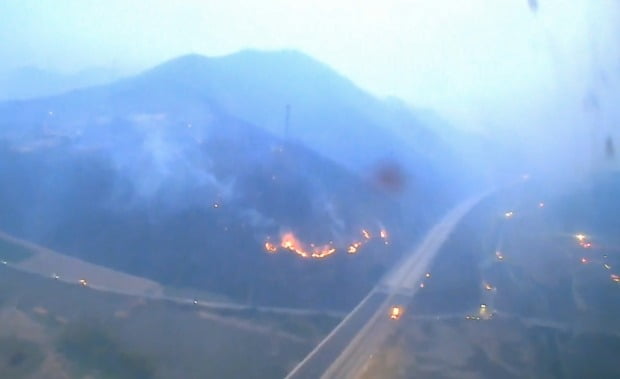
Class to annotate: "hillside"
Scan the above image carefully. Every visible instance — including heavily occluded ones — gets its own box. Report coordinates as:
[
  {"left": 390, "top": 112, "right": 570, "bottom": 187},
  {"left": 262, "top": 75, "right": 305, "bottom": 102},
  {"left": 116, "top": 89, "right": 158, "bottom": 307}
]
[{"left": 0, "top": 50, "right": 470, "bottom": 309}]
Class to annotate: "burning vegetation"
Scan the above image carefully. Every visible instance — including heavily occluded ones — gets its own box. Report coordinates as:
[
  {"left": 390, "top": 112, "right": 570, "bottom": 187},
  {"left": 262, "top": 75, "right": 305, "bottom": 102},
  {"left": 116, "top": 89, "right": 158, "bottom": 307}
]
[{"left": 264, "top": 228, "right": 389, "bottom": 259}]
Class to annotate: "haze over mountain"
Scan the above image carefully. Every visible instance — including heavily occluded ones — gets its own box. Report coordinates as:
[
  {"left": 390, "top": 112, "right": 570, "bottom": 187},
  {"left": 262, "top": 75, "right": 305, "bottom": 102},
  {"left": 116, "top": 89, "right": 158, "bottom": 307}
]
[
  {"left": 0, "top": 50, "right": 480, "bottom": 308},
  {"left": 0, "top": 66, "right": 121, "bottom": 101},
  {"left": 3, "top": 49, "right": 487, "bottom": 196}
]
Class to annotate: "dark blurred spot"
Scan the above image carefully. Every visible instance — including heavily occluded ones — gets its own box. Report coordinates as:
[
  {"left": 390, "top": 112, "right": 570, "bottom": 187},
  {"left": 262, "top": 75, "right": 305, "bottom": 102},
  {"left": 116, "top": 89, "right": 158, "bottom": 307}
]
[
  {"left": 528, "top": 0, "right": 538, "bottom": 12},
  {"left": 9, "top": 352, "right": 25, "bottom": 367},
  {"left": 583, "top": 91, "right": 599, "bottom": 112},
  {"left": 371, "top": 161, "right": 406, "bottom": 194},
  {"left": 606, "top": 136, "right": 615, "bottom": 160}
]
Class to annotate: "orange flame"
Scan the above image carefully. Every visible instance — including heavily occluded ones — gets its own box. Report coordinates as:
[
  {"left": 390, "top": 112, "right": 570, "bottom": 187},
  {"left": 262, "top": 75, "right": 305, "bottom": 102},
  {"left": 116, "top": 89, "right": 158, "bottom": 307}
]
[
  {"left": 347, "top": 242, "right": 362, "bottom": 254},
  {"left": 264, "top": 227, "right": 391, "bottom": 259},
  {"left": 276, "top": 232, "right": 336, "bottom": 259},
  {"left": 311, "top": 248, "right": 336, "bottom": 259},
  {"left": 264, "top": 242, "right": 277, "bottom": 253}
]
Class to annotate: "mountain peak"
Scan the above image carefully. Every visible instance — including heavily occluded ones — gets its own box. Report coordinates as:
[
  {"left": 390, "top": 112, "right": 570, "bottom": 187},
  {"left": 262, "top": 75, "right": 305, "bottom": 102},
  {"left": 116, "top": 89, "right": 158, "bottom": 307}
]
[
  {"left": 221, "top": 48, "right": 325, "bottom": 66},
  {"left": 148, "top": 48, "right": 344, "bottom": 85}
]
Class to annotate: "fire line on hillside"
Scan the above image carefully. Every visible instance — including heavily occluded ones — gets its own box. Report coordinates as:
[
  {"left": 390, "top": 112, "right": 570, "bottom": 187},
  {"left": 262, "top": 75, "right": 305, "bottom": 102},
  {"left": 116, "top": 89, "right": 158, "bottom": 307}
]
[{"left": 264, "top": 228, "right": 389, "bottom": 259}]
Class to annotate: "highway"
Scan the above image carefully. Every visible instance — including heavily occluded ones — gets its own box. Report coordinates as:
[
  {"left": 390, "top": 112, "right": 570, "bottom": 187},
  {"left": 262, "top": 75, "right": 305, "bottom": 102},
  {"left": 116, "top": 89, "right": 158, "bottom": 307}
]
[{"left": 285, "top": 193, "right": 488, "bottom": 379}]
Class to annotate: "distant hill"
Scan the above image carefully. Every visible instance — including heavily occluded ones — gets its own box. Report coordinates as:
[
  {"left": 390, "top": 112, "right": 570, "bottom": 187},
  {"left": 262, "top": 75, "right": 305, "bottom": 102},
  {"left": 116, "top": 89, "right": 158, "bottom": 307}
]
[
  {"left": 0, "top": 50, "right": 476, "bottom": 309},
  {"left": 127, "top": 51, "right": 460, "bottom": 178}
]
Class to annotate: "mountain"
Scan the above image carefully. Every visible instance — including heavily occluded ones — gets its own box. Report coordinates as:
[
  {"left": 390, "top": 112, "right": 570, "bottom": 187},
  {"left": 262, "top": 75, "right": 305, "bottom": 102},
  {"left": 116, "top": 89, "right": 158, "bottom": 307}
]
[
  {"left": 2, "top": 50, "right": 480, "bottom": 201},
  {"left": 126, "top": 51, "right": 466, "bottom": 187},
  {"left": 0, "top": 50, "right": 472, "bottom": 309},
  {"left": 0, "top": 66, "right": 121, "bottom": 101}
]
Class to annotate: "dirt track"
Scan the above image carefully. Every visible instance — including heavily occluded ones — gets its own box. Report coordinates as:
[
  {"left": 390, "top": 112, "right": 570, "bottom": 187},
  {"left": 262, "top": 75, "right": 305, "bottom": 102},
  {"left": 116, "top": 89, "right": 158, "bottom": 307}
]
[{"left": 0, "top": 231, "right": 164, "bottom": 298}]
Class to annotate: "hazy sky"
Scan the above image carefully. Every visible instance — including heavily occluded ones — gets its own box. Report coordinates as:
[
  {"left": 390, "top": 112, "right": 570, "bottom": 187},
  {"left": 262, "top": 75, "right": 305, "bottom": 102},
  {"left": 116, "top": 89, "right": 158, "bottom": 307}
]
[{"left": 1, "top": 0, "right": 619, "bottom": 142}]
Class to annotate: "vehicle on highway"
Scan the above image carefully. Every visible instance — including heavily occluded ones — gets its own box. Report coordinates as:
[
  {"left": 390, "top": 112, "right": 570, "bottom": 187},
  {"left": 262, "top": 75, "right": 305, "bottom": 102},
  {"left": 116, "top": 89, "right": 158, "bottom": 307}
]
[{"left": 389, "top": 305, "right": 404, "bottom": 320}]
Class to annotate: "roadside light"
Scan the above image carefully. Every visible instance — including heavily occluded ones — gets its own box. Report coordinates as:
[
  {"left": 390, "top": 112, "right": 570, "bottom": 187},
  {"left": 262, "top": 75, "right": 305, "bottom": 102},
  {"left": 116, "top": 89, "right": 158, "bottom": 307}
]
[{"left": 479, "top": 304, "right": 489, "bottom": 318}]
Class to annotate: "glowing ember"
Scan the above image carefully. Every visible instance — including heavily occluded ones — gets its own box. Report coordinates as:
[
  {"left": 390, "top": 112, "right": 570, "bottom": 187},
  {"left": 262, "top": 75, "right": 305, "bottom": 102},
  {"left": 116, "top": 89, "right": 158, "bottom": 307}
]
[
  {"left": 311, "top": 248, "right": 336, "bottom": 259},
  {"left": 264, "top": 232, "right": 337, "bottom": 259},
  {"left": 281, "top": 241, "right": 293, "bottom": 249},
  {"left": 347, "top": 242, "right": 362, "bottom": 254},
  {"left": 264, "top": 242, "right": 277, "bottom": 253},
  {"left": 280, "top": 232, "right": 307, "bottom": 257}
]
